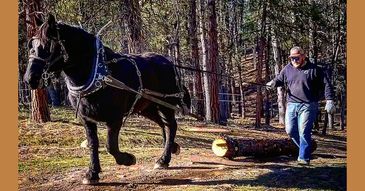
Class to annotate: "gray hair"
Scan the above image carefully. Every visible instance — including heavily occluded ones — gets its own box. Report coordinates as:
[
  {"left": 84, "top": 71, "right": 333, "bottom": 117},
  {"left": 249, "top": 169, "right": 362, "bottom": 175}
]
[{"left": 290, "top": 46, "right": 305, "bottom": 54}]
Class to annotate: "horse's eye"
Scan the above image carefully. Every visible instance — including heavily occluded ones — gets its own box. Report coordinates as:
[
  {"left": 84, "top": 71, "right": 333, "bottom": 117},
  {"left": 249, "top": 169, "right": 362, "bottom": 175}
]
[{"left": 30, "top": 49, "right": 35, "bottom": 54}]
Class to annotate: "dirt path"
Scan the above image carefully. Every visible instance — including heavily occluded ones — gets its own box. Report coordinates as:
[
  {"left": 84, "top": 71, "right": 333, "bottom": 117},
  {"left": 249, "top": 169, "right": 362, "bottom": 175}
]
[
  {"left": 19, "top": 142, "right": 346, "bottom": 191},
  {"left": 18, "top": 110, "right": 346, "bottom": 191}
]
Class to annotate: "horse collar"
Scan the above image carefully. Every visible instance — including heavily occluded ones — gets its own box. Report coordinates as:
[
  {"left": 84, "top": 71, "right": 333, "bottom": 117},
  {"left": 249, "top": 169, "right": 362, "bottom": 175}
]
[{"left": 66, "top": 38, "right": 109, "bottom": 97}]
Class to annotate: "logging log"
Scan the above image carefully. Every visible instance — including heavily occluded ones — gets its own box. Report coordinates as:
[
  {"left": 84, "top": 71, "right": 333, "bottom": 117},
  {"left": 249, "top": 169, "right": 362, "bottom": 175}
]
[{"left": 212, "top": 136, "right": 317, "bottom": 159}]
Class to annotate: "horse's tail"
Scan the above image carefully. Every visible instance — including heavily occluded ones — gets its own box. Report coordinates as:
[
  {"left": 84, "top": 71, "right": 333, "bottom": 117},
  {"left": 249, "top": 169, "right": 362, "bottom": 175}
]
[
  {"left": 181, "top": 86, "right": 191, "bottom": 109},
  {"left": 177, "top": 86, "right": 191, "bottom": 115}
]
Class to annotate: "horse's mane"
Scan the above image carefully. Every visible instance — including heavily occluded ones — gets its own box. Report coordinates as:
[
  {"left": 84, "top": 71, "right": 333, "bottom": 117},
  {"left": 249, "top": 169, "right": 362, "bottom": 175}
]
[
  {"left": 36, "top": 21, "right": 92, "bottom": 45},
  {"left": 36, "top": 21, "right": 170, "bottom": 65}
]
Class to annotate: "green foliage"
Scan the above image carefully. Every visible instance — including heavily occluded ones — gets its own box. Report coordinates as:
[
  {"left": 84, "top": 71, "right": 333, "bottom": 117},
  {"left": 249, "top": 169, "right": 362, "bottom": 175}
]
[{"left": 18, "top": 0, "right": 346, "bottom": 117}]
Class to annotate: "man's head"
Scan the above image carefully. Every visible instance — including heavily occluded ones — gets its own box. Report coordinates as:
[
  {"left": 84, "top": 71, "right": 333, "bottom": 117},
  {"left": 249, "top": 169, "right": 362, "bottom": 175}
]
[{"left": 289, "top": 46, "right": 306, "bottom": 68}]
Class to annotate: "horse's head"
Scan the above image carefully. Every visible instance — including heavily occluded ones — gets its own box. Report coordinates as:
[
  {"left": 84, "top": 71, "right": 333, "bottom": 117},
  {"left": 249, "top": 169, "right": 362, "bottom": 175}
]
[{"left": 24, "top": 14, "right": 68, "bottom": 89}]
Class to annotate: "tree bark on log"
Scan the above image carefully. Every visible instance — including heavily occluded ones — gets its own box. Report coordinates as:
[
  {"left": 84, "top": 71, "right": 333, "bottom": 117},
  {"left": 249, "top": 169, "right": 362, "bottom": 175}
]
[{"left": 212, "top": 136, "right": 317, "bottom": 159}]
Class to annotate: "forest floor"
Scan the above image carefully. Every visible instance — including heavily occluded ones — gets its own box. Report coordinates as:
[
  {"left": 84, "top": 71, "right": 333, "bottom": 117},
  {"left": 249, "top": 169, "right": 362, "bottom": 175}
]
[{"left": 18, "top": 107, "right": 346, "bottom": 191}]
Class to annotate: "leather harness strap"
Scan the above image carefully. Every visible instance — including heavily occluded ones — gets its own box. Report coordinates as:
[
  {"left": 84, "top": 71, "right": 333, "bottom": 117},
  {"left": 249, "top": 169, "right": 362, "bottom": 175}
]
[{"left": 103, "top": 75, "right": 182, "bottom": 112}]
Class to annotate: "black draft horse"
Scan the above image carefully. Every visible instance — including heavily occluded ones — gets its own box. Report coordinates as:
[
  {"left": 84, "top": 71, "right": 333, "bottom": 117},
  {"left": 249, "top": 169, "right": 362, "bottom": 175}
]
[{"left": 24, "top": 14, "right": 191, "bottom": 184}]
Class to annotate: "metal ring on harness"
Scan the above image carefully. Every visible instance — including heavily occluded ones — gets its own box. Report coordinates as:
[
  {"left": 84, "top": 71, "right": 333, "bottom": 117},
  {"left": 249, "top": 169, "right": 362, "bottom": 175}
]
[
  {"left": 49, "top": 72, "right": 55, "bottom": 78},
  {"left": 95, "top": 80, "right": 102, "bottom": 88},
  {"left": 42, "top": 72, "right": 50, "bottom": 80}
]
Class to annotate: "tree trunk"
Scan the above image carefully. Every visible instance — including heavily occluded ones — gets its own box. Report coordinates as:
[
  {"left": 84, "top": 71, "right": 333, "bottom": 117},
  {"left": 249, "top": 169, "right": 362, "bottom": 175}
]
[
  {"left": 255, "top": 38, "right": 264, "bottom": 128},
  {"left": 25, "top": 0, "right": 51, "bottom": 123},
  {"left": 199, "top": 0, "right": 211, "bottom": 121},
  {"left": 340, "top": 90, "right": 346, "bottom": 130},
  {"left": 264, "top": 27, "right": 271, "bottom": 125},
  {"left": 227, "top": 57, "right": 235, "bottom": 116},
  {"left": 271, "top": 32, "right": 285, "bottom": 124},
  {"left": 237, "top": 59, "right": 245, "bottom": 118},
  {"left": 19, "top": 1, "right": 29, "bottom": 108},
  {"left": 234, "top": 2, "right": 246, "bottom": 118},
  {"left": 328, "top": 113, "right": 334, "bottom": 129},
  {"left": 31, "top": 90, "right": 51, "bottom": 122},
  {"left": 207, "top": 0, "right": 220, "bottom": 123},
  {"left": 323, "top": 111, "right": 333, "bottom": 134},
  {"left": 255, "top": 1, "right": 268, "bottom": 128},
  {"left": 172, "top": 0, "right": 181, "bottom": 67},
  {"left": 324, "top": 111, "right": 335, "bottom": 131},
  {"left": 228, "top": 76, "right": 235, "bottom": 115},
  {"left": 120, "top": 0, "right": 144, "bottom": 53},
  {"left": 308, "top": 0, "right": 318, "bottom": 64},
  {"left": 189, "top": 0, "right": 204, "bottom": 118}
]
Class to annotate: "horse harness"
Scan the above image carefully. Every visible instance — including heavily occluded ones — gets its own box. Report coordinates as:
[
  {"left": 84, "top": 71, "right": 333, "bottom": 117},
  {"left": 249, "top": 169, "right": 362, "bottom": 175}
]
[
  {"left": 32, "top": 34, "right": 187, "bottom": 120},
  {"left": 28, "top": 27, "right": 69, "bottom": 87},
  {"left": 102, "top": 51, "right": 188, "bottom": 124}
]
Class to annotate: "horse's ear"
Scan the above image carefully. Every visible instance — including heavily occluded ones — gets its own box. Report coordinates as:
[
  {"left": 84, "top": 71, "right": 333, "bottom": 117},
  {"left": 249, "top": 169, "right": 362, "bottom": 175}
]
[
  {"left": 34, "top": 14, "right": 44, "bottom": 27},
  {"left": 47, "top": 14, "right": 56, "bottom": 28},
  {"left": 45, "top": 14, "right": 57, "bottom": 38}
]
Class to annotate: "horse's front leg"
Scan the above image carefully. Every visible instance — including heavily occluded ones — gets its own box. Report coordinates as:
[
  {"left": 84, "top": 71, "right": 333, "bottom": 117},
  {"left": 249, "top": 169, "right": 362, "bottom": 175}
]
[
  {"left": 154, "top": 109, "right": 177, "bottom": 169},
  {"left": 81, "top": 119, "right": 101, "bottom": 185},
  {"left": 106, "top": 120, "right": 136, "bottom": 166}
]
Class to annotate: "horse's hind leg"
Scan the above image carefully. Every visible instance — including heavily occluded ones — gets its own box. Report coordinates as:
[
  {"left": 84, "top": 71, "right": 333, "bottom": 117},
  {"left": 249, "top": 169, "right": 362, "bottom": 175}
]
[
  {"left": 81, "top": 119, "right": 101, "bottom": 185},
  {"left": 153, "top": 107, "right": 178, "bottom": 169},
  {"left": 106, "top": 120, "right": 136, "bottom": 166},
  {"left": 141, "top": 106, "right": 180, "bottom": 155}
]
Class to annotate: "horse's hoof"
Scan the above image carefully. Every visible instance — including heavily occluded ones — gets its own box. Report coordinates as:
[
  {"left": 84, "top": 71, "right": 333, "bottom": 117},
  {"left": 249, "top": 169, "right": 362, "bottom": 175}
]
[
  {"left": 154, "top": 162, "right": 169, "bottom": 169},
  {"left": 82, "top": 178, "right": 99, "bottom": 185},
  {"left": 124, "top": 153, "right": 136, "bottom": 166},
  {"left": 172, "top": 143, "right": 180, "bottom": 155},
  {"left": 116, "top": 153, "right": 136, "bottom": 166}
]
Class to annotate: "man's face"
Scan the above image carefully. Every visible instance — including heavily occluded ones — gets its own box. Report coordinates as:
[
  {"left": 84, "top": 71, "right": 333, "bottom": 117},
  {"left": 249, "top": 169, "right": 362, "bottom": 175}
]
[{"left": 289, "top": 50, "right": 305, "bottom": 68}]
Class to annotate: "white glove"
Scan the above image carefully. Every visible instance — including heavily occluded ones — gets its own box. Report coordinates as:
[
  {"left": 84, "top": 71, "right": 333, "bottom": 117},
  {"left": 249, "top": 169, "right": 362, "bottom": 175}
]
[
  {"left": 266, "top": 80, "right": 275, "bottom": 90},
  {"left": 325, "top": 100, "right": 336, "bottom": 114}
]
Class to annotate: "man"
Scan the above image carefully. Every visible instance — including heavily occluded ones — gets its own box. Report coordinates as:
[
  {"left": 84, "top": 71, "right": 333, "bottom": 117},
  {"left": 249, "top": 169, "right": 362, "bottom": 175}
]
[{"left": 266, "top": 46, "right": 335, "bottom": 165}]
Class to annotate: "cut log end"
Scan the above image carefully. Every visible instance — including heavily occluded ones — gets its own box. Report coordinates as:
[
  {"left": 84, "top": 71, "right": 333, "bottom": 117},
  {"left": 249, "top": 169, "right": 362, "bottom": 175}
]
[{"left": 212, "top": 138, "right": 230, "bottom": 157}]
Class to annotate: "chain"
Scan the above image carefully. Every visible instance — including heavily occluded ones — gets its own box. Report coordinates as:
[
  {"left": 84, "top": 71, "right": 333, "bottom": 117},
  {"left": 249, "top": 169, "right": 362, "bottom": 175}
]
[
  {"left": 172, "top": 64, "right": 188, "bottom": 114},
  {"left": 121, "top": 57, "right": 143, "bottom": 126},
  {"left": 106, "top": 56, "right": 184, "bottom": 98},
  {"left": 41, "top": 71, "right": 55, "bottom": 87},
  {"left": 105, "top": 54, "right": 186, "bottom": 124}
]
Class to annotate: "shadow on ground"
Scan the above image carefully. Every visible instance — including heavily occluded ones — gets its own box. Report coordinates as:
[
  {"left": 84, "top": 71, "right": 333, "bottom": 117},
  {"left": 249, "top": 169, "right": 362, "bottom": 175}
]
[
  {"left": 91, "top": 165, "right": 346, "bottom": 191},
  {"left": 156, "top": 165, "right": 346, "bottom": 190}
]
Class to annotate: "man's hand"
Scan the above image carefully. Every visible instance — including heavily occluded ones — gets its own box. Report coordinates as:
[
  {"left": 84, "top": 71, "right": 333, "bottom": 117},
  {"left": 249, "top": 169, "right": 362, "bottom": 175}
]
[
  {"left": 325, "top": 100, "right": 336, "bottom": 114},
  {"left": 265, "top": 80, "right": 275, "bottom": 90}
]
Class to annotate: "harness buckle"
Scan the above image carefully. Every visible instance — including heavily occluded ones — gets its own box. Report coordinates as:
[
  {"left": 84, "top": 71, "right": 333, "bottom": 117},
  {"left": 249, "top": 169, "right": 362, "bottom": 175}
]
[
  {"left": 103, "top": 76, "right": 112, "bottom": 83},
  {"left": 42, "top": 72, "right": 50, "bottom": 80}
]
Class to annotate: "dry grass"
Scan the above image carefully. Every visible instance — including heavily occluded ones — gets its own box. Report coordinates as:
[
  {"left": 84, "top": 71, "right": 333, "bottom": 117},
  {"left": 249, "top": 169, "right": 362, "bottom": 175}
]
[{"left": 18, "top": 107, "right": 346, "bottom": 191}]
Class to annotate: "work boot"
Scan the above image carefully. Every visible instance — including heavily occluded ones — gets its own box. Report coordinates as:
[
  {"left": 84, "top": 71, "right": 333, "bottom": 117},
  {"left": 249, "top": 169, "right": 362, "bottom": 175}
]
[{"left": 297, "top": 159, "right": 310, "bottom": 166}]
